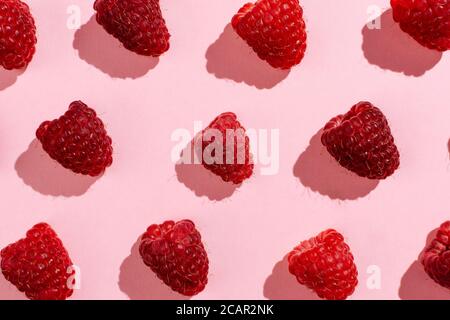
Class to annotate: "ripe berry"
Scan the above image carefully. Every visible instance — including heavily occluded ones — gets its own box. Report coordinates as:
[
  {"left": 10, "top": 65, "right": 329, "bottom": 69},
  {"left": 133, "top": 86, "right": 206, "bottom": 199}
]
[
  {"left": 94, "top": 0, "right": 170, "bottom": 57},
  {"left": 139, "top": 220, "right": 209, "bottom": 296},
  {"left": 288, "top": 229, "right": 358, "bottom": 300},
  {"left": 321, "top": 101, "right": 400, "bottom": 180},
  {"left": 36, "top": 101, "right": 113, "bottom": 177},
  {"left": 231, "top": 0, "right": 307, "bottom": 69},
  {"left": 422, "top": 221, "right": 450, "bottom": 289},
  {"left": 0, "top": 0, "right": 37, "bottom": 70},
  {"left": 197, "top": 112, "right": 253, "bottom": 185},
  {"left": 1, "top": 223, "right": 75, "bottom": 300},
  {"left": 391, "top": 0, "right": 450, "bottom": 51}
]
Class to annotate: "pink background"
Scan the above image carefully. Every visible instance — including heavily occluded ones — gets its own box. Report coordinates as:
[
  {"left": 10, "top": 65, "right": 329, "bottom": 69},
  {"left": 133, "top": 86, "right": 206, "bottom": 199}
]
[{"left": 0, "top": 0, "right": 449, "bottom": 300}]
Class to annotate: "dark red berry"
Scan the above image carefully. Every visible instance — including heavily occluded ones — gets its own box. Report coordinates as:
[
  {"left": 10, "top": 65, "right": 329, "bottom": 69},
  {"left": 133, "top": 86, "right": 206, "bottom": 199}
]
[
  {"left": 321, "top": 101, "right": 400, "bottom": 180},
  {"left": 422, "top": 221, "right": 450, "bottom": 289},
  {"left": 1, "top": 223, "right": 75, "bottom": 300},
  {"left": 197, "top": 112, "right": 253, "bottom": 185},
  {"left": 0, "top": 0, "right": 37, "bottom": 70},
  {"left": 231, "top": 0, "right": 307, "bottom": 69},
  {"left": 139, "top": 220, "right": 209, "bottom": 296},
  {"left": 94, "top": 0, "right": 170, "bottom": 57},
  {"left": 288, "top": 229, "right": 358, "bottom": 300},
  {"left": 391, "top": 0, "right": 450, "bottom": 51},
  {"left": 36, "top": 100, "right": 113, "bottom": 177}
]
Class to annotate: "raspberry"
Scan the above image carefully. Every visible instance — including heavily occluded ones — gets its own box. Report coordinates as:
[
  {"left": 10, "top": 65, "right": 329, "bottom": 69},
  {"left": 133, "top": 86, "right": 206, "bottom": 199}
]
[
  {"left": 0, "top": 0, "right": 37, "bottom": 70},
  {"left": 422, "top": 221, "right": 450, "bottom": 289},
  {"left": 321, "top": 101, "right": 400, "bottom": 180},
  {"left": 139, "top": 220, "right": 209, "bottom": 296},
  {"left": 231, "top": 0, "right": 307, "bottom": 69},
  {"left": 1, "top": 223, "right": 74, "bottom": 300},
  {"left": 94, "top": 0, "right": 170, "bottom": 57},
  {"left": 288, "top": 229, "right": 358, "bottom": 300},
  {"left": 391, "top": 0, "right": 450, "bottom": 51},
  {"left": 36, "top": 101, "right": 113, "bottom": 177},
  {"left": 197, "top": 112, "right": 253, "bottom": 185}
]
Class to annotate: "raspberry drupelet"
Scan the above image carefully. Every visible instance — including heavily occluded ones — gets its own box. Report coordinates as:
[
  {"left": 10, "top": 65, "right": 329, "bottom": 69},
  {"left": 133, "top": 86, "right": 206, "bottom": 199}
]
[
  {"left": 0, "top": 0, "right": 37, "bottom": 70},
  {"left": 197, "top": 112, "right": 253, "bottom": 185},
  {"left": 232, "top": 0, "right": 307, "bottom": 69},
  {"left": 391, "top": 0, "right": 450, "bottom": 51},
  {"left": 36, "top": 101, "right": 113, "bottom": 177},
  {"left": 288, "top": 229, "right": 358, "bottom": 300},
  {"left": 422, "top": 221, "right": 450, "bottom": 289},
  {"left": 94, "top": 0, "right": 170, "bottom": 56},
  {"left": 1, "top": 223, "right": 75, "bottom": 300},
  {"left": 321, "top": 101, "right": 400, "bottom": 180},
  {"left": 139, "top": 220, "right": 209, "bottom": 296}
]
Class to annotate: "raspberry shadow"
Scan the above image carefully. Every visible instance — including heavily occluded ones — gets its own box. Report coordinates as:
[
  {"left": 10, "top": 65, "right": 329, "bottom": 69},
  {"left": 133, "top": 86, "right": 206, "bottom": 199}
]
[
  {"left": 73, "top": 16, "right": 159, "bottom": 79},
  {"left": 362, "top": 9, "right": 442, "bottom": 77},
  {"left": 293, "top": 130, "right": 379, "bottom": 200},
  {"left": 447, "top": 139, "right": 450, "bottom": 160},
  {"left": 15, "top": 139, "right": 100, "bottom": 197},
  {"left": 0, "top": 276, "right": 27, "bottom": 300},
  {"left": 263, "top": 255, "right": 319, "bottom": 300},
  {"left": 205, "top": 24, "right": 289, "bottom": 89},
  {"left": 398, "top": 228, "right": 450, "bottom": 300},
  {"left": 0, "top": 68, "right": 24, "bottom": 90},
  {"left": 175, "top": 136, "right": 240, "bottom": 201},
  {"left": 118, "top": 237, "right": 190, "bottom": 300}
]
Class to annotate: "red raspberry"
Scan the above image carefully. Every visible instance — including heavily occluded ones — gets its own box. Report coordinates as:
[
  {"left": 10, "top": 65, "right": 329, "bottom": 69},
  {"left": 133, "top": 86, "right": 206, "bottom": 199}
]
[
  {"left": 422, "top": 221, "right": 450, "bottom": 289},
  {"left": 231, "top": 0, "right": 307, "bottom": 69},
  {"left": 321, "top": 101, "right": 400, "bottom": 180},
  {"left": 288, "top": 229, "right": 358, "bottom": 300},
  {"left": 1, "top": 223, "right": 75, "bottom": 300},
  {"left": 0, "top": 0, "right": 37, "bottom": 70},
  {"left": 139, "top": 220, "right": 209, "bottom": 296},
  {"left": 197, "top": 112, "right": 253, "bottom": 185},
  {"left": 94, "top": 0, "right": 170, "bottom": 57},
  {"left": 36, "top": 101, "right": 113, "bottom": 177},
  {"left": 391, "top": 0, "right": 450, "bottom": 51}
]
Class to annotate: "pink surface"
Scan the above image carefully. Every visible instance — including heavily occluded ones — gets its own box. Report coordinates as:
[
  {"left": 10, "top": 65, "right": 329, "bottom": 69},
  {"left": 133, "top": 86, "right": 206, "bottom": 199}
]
[{"left": 0, "top": 0, "right": 449, "bottom": 300}]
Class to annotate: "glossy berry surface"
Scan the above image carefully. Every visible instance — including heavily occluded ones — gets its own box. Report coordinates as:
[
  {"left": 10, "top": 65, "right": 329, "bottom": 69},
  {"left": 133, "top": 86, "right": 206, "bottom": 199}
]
[
  {"left": 197, "top": 112, "right": 253, "bottom": 185},
  {"left": 391, "top": 0, "right": 450, "bottom": 51},
  {"left": 1, "top": 223, "right": 74, "bottom": 300},
  {"left": 422, "top": 221, "right": 450, "bottom": 289},
  {"left": 288, "top": 229, "right": 358, "bottom": 300},
  {"left": 0, "top": 0, "right": 37, "bottom": 70},
  {"left": 232, "top": 0, "right": 307, "bottom": 69},
  {"left": 94, "top": 0, "right": 170, "bottom": 56},
  {"left": 139, "top": 220, "right": 209, "bottom": 296},
  {"left": 321, "top": 101, "right": 400, "bottom": 180},
  {"left": 36, "top": 100, "right": 113, "bottom": 177}
]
